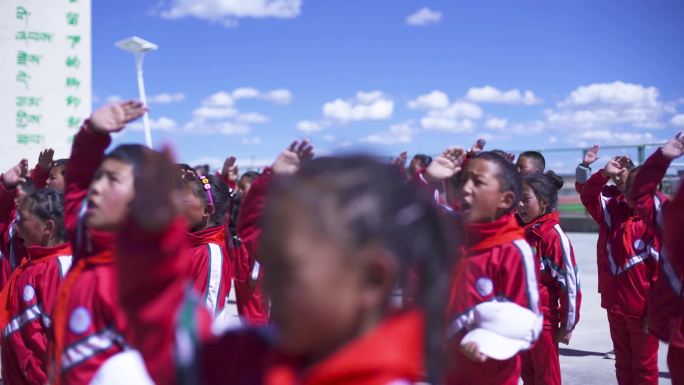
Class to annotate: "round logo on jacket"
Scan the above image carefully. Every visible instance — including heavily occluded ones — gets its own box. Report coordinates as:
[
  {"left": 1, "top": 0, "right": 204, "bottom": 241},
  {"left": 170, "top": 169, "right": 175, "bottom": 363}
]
[
  {"left": 633, "top": 239, "right": 646, "bottom": 252},
  {"left": 22, "top": 285, "right": 35, "bottom": 302},
  {"left": 69, "top": 307, "right": 91, "bottom": 335},
  {"left": 475, "top": 277, "right": 494, "bottom": 297}
]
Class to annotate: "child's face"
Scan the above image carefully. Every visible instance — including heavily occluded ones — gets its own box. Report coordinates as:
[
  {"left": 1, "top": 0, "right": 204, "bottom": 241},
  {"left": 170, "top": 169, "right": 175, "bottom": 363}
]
[
  {"left": 612, "top": 169, "right": 630, "bottom": 192},
  {"left": 47, "top": 166, "right": 65, "bottom": 192},
  {"left": 16, "top": 202, "right": 46, "bottom": 247},
  {"left": 263, "top": 209, "right": 369, "bottom": 358},
  {"left": 181, "top": 185, "right": 208, "bottom": 230},
  {"left": 458, "top": 158, "right": 514, "bottom": 223},
  {"left": 623, "top": 168, "right": 640, "bottom": 209},
  {"left": 518, "top": 184, "right": 543, "bottom": 224},
  {"left": 85, "top": 159, "right": 135, "bottom": 231},
  {"left": 238, "top": 176, "right": 253, "bottom": 197}
]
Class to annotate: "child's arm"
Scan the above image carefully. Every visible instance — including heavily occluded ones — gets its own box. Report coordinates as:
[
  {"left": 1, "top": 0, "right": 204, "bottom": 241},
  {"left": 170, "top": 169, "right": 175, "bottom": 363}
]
[
  {"left": 543, "top": 229, "right": 581, "bottom": 342},
  {"left": 0, "top": 161, "right": 26, "bottom": 223},
  {"left": 117, "top": 148, "right": 212, "bottom": 385},
  {"left": 575, "top": 145, "right": 600, "bottom": 194},
  {"left": 578, "top": 156, "right": 626, "bottom": 225},
  {"left": 630, "top": 133, "right": 684, "bottom": 237},
  {"left": 30, "top": 148, "right": 54, "bottom": 189}
]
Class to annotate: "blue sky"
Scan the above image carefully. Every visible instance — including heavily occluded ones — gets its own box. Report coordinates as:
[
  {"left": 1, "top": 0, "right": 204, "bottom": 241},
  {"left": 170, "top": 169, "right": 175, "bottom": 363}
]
[{"left": 93, "top": 0, "right": 684, "bottom": 172}]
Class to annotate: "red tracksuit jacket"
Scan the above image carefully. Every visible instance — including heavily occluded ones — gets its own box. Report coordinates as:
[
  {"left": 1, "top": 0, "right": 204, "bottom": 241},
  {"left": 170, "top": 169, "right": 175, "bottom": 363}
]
[
  {"left": 234, "top": 170, "right": 272, "bottom": 326},
  {"left": 446, "top": 213, "right": 541, "bottom": 385},
  {"left": 186, "top": 225, "right": 232, "bottom": 317},
  {"left": 579, "top": 171, "right": 659, "bottom": 318},
  {"left": 0, "top": 165, "right": 48, "bottom": 289},
  {"left": 48, "top": 126, "right": 128, "bottom": 385},
  {"left": 117, "top": 215, "right": 426, "bottom": 385},
  {"left": 523, "top": 211, "right": 581, "bottom": 332},
  {"left": 0, "top": 243, "right": 72, "bottom": 385},
  {"left": 631, "top": 148, "right": 684, "bottom": 347}
]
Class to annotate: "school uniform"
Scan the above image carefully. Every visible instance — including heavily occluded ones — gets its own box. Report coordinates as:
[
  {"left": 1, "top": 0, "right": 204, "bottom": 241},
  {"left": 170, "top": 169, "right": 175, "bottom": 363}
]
[
  {"left": 0, "top": 243, "right": 72, "bottom": 385},
  {"left": 446, "top": 213, "right": 542, "bottom": 385},
  {"left": 186, "top": 225, "right": 232, "bottom": 317},
  {"left": 48, "top": 125, "right": 128, "bottom": 385},
  {"left": 520, "top": 211, "right": 581, "bottom": 385},
  {"left": 631, "top": 148, "right": 684, "bottom": 385},
  {"left": 580, "top": 170, "right": 660, "bottom": 385}
]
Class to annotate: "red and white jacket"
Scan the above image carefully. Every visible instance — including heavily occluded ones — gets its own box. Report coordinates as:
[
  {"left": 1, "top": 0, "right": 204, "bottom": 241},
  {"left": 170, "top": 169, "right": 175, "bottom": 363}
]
[
  {"left": 0, "top": 243, "right": 72, "bottom": 385},
  {"left": 0, "top": 165, "right": 49, "bottom": 289},
  {"left": 234, "top": 171, "right": 272, "bottom": 326},
  {"left": 579, "top": 171, "right": 659, "bottom": 318},
  {"left": 630, "top": 148, "right": 684, "bottom": 347},
  {"left": 523, "top": 211, "right": 581, "bottom": 332},
  {"left": 48, "top": 126, "right": 128, "bottom": 385},
  {"left": 446, "top": 213, "right": 541, "bottom": 385},
  {"left": 186, "top": 225, "right": 232, "bottom": 317}
]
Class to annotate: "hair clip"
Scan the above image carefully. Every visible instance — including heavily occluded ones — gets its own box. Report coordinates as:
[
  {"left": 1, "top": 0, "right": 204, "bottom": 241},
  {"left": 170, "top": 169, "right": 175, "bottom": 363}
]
[{"left": 198, "top": 175, "right": 214, "bottom": 206}]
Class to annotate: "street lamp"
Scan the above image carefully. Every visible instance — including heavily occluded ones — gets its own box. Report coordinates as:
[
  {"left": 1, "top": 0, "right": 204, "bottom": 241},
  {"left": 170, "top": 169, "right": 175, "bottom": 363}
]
[{"left": 115, "top": 36, "right": 158, "bottom": 148}]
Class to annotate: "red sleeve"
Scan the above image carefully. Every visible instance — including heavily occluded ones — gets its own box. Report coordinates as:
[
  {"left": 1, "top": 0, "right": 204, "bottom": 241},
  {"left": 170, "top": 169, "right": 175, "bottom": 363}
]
[
  {"left": 542, "top": 228, "right": 581, "bottom": 331},
  {"left": 117, "top": 217, "right": 212, "bottom": 385},
  {"left": 410, "top": 170, "right": 443, "bottom": 206},
  {"left": 579, "top": 171, "right": 610, "bottom": 226},
  {"left": 236, "top": 169, "right": 272, "bottom": 265},
  {"left": 30, "top": 164, "right": 49, "bottom": 189},
  {"left": 631, "top": 148, "right": 671, "bottom": 239},
  {"left": 664, "top": 178, "right": 684, "bottom": 277},
  {"left": 64, "top": 124, "right": 111, "bottom": 252},
  {"left": 0, "top": 183, "right": 17, "bottom": 226}
]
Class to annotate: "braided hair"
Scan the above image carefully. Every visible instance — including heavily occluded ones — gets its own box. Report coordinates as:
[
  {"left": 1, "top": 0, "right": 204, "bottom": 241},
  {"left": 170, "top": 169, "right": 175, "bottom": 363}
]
[
  {"left": 261, "top": 156, "right": 457, "bottom": 384},
  {"left": 24, "top": 188, "right": 67, "bottom": 243}
]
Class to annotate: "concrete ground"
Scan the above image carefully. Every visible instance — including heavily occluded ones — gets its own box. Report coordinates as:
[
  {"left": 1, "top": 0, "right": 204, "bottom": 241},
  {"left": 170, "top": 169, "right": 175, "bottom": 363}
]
[{"left": 559, "top": 232, "right": 671, "bottom": 385}]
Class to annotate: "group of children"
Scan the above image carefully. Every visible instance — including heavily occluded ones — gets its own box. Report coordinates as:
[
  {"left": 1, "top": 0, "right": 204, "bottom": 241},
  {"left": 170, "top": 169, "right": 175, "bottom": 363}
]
[{"left": 0, "top": 99, "right": 681, "bottom": 385}]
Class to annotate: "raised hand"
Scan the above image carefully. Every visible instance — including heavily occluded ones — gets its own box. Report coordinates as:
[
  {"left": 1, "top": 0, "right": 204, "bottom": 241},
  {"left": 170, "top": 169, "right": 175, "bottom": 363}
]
[
  {"left": 582, "top": 145, "right": 600, "bottom": 167},
  {"left": 88, "top": 100, "right": 147, "bottom": 135},
  {"left": 469, "top": 138, "right": 487, "bottom": 156},
  {"left": 222, "top": 156, "right": 239, "bottom": 182},
  {"left": 390, "top": 151, "right": 407, "bottom": 170},
  {"left": 2, "top": 160, "right": 28, "bottom": 189},
  {"left": 272, "top": 140, "right": 314, "bottom": 176},
  {"left": 603, "top": 156, "right": 627, "bottom": 177},
  {"left": 661, "top": 132, "right": 684, "bottom": 160},
  {"left": 424, "top": 147, "right": 466, "bottom": 183},
  {"left": 37, "top": 148, "right": 54, "bottom": 170},
  {"left": 461, "top": 341, "right": 487, "bottom": 363},
  {"left": 131, "top": 147, "right": 183, "bottom": 232}
]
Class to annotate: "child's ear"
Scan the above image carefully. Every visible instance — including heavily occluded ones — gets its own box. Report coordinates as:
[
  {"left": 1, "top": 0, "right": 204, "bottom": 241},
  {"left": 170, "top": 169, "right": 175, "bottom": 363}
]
[
  {"left": 203, "top": 203, "right": 215, "bottom": 218},
  {"left": 498, "top": 191, "right": 516, "bottom": 213},
  {"left": 359, "top": 247, "right": 398, "bottom": 310},
  {"left": 43, "top": 219, "right": 56, "bottom": 237}
]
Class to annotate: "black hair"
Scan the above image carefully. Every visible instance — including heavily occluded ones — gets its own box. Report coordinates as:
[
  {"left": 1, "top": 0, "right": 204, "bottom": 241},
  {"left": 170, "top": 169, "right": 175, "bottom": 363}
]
[
  {"left": 194, "top": 164, "right": 210, "bottom": 176},
  {"left": 103, "top": 144, "right": 151, "bottom": 177},
  {"left": 23, "top": 188, "right": 67, "bottom": 243},
  {"left": 18, "top": 178, "right": 36, "bottom": 195},
  {"left": 239, "top": 171, "right": 259, "bottom": 184},
  {"left": 183, "top": 174, "right": 230, "bottom": 227},
  {"left": 519, "top": 151, "right": 546, "bottom": 172},
  {"left": 262, "top": 156, "right": 457, "bottom": 384},
  {"left": 413, "top": 154, "right": 433, "bottom": 168},
  {"left": 471, "top": 151, "right": 523, "bottom": 213},
  {"left": 177, "top": 163, "right": 194, "bottom": 174},
  {"left": 624, "top": 165, "right": 643, "bottom": 196},
  {"left": 523, "top": 171, "right": 564, "bottom": 213},
  {"left": 51, "top": 159, "right": 68, "bottom": 176}
]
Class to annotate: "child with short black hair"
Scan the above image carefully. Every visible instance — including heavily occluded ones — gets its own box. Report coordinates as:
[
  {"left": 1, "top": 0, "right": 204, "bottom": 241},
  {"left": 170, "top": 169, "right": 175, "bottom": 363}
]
[
  {"left": 517, "top": 151, "right": 546, "bottom": 176},
  {"left": 424, "top": 149, "right": 542, "bottom": 385}
]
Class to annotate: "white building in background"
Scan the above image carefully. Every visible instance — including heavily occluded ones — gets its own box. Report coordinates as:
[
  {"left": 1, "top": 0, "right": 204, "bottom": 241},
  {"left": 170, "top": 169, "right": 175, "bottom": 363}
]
[{"left": 0, "top": 0, "right": 91, "bottom": 170}]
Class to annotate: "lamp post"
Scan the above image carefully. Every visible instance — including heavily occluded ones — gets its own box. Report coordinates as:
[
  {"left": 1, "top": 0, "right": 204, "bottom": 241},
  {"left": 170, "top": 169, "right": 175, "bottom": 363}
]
[{"left": 115, "top": 36, "right": 158, "bottom": 148}]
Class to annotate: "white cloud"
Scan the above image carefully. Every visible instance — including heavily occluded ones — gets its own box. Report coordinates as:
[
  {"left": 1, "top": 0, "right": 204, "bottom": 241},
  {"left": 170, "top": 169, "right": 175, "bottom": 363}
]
[
  {"left": 147, "top": 92, "right": 185, "bottom": 104},
  {"left": 548, "top": 136, "right": 559, "bottom": 144},
  {"left": 232, "top": 87, "right": 260, "bottom": 99},
  {"left": 185, "top": 120, "right": 251, "bottom": 135},
  {"left": 263, "top": 89, "right": 292, "bottom": 105},
  {"left": 322, "top": 134, "right": 336, "bottom": 142},
  {"left": 485, "top": 117, "right": 508, "bottom": 129},
  {"left": 465, "top": 86, "right": 541, "bottom": 105},
  {"left": 296, "top": 120, "right": 330, "bottom": 133},
  {"left": 236, "top": 112, "right": 269, "bottom": 123},
  {"left": 129, "top": 116, "right": 177, "bottom": 131},
  {"left": 361, "top": 122, "right": 414, "bottom": 145},
  {"left": 193, "top": 106, "right": 238, "bottom": 120},
  {"left": 421, "top": 116, "right": 474, "bottom": 133},
  {"left": 407, "top": 90, "right": 449, "bottom": 110},
  {"left": 572, "top": 129, "right": 656, "bottom": 144},
  {"left": 106, "top": 95, "right": 122, "bottom": 103},
  {"left": 159, "top": 0, "right": 303, "bottom": 27},
  {"left": 242, "top": 136, "right": 262, "bottom": 145},
  {"left": 406, "top": 7, "right": 442, "bottom": 26},
  {"left": 671, "top": 114, "right": 684, "bottom": 127},
  {"left": 203, "top": 91, "right": 234, "bottom": 107},
  {"left": 546, "top": 81, "right": 664, "bottom": 130},
  {"left": 322, "top": 91, "right": 394, "bottom": 122}
]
